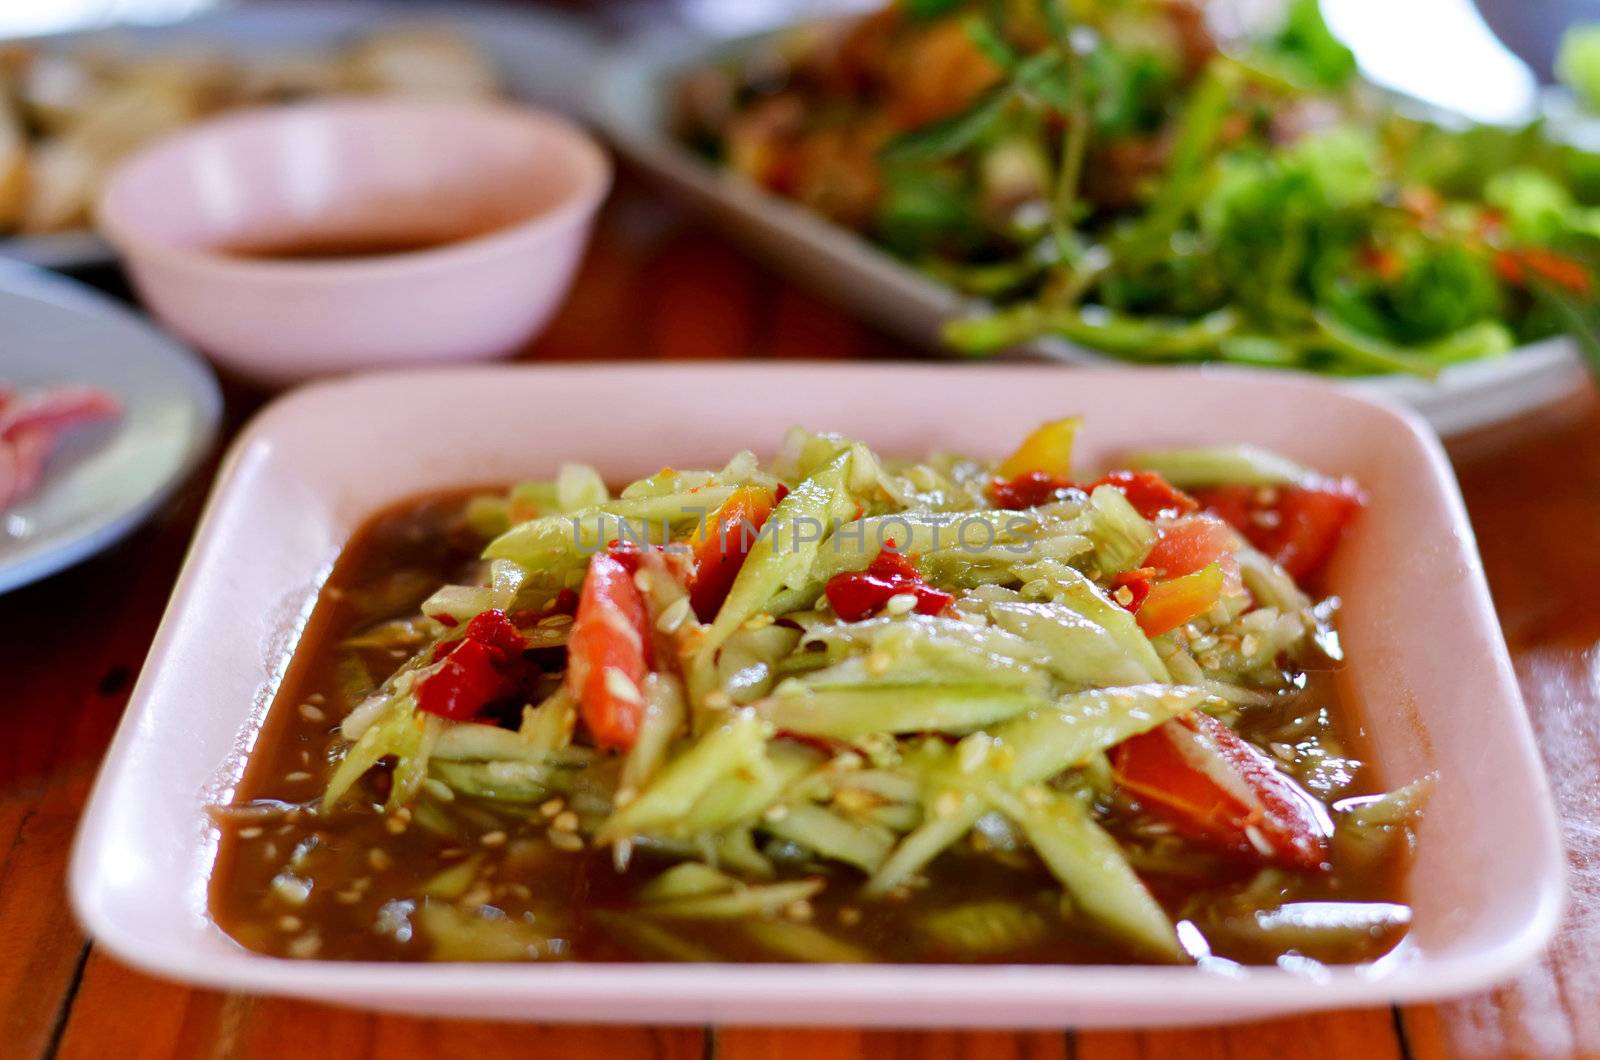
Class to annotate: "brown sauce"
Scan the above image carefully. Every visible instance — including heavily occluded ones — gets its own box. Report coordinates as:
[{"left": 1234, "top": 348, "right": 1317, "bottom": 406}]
[
  {"left": 219, "top": 231, "right": 471, "bottom": 262},
  {"left": 209, "top": 492, "right": 1412, "bottom": 965}
]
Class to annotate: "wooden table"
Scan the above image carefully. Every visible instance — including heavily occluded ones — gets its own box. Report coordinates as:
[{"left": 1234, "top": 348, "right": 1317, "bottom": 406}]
[{"left": 5, "top": 179, "right": 1598, "bottom": 1059}]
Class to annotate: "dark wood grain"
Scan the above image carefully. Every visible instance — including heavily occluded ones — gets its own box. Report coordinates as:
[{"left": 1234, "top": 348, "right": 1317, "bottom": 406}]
[{"left": 10, "top": 185, "right": 1600, "bottom": 1057}]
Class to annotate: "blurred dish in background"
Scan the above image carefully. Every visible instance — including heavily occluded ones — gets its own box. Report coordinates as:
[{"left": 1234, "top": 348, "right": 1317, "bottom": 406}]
[
  {"left": 0, "top": 0, "right": 604, "bottom": 269},
  {"left": 0, "top": 25, "right": 498, "bottom": 236},
  {"left": 0, "top": 262, "right": 218, "bottom": 594},
  {"left": 97, "top": 98, "right": 610, "bottom": 387},
  {"left": 596, "top": 0, "right": 1595, "bottom": 434}
]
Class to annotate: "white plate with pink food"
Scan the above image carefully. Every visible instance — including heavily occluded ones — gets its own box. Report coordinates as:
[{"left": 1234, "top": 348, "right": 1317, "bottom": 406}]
[{"left": 0, "top": 262, "right": 220, "bottom": 594}]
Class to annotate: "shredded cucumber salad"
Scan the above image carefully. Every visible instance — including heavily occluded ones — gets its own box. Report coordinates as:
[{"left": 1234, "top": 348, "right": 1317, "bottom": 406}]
[{"left": 313, "top": 420, "right": 1426, "bottom": 963}]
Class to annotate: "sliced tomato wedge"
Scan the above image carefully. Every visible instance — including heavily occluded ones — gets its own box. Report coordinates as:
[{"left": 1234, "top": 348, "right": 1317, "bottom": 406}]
[
  {"left": 1194, "top": 478, "right": 1364, "bottom": 582},
  {"left": 567, "top": 551, "right": 654, "bottom": 750},
  {"left": 686, "top": 483, "right": 783, "bottom": 622},
  {"left": 1135, "top": 562, "right": 1226, "bottom": 636},
  {"left": 1143, "top": 513, "right": 1236, "bottom": 578},
  {"left": 1111, "top": 712, "right": 1332, "bottom": 870}
]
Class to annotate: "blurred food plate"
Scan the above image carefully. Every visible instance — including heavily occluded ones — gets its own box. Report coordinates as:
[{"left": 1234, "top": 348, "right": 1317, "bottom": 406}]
[
  {"left": 0, "top": 0, "right": 603, "bottom": 269},
  {"left": 593, "top": 31, "right": 1590, "bottom": 438},
  {"left": 0, "top": 262, "right": 220, "bottom": 593}
]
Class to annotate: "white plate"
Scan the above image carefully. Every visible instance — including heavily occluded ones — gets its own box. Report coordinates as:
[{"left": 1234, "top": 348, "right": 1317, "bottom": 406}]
[
  {"left": 0, "top": 262, "right": 220, "bottom": 593},
  {"left": 592, "top": 31, "right": 1591, "bottom": 437},
  {"left": 70, "top": 363, "right": 1562, "bottom": 1026},
  {"left": 0, "top": 0, "right": 605, "bottom": 270}
]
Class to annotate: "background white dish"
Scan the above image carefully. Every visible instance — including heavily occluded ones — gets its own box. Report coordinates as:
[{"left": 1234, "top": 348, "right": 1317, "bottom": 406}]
[
  {"left": 0, "top": 0, "right": 605, "bottom": 270},
  {"left": 593, "top": 31, "right": 1592, "bottom": 438},
  {"left": 0, "top": 262, "right": 220, "bottom": 593},
  {"left": 70, "top": 363, "right": 1562, "bottom": 1027}
]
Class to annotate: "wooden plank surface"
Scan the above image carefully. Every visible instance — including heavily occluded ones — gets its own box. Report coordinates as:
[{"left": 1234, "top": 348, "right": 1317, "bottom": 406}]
[{"left": 7, "top": 182, "right": 1599, "bottom": 1058}]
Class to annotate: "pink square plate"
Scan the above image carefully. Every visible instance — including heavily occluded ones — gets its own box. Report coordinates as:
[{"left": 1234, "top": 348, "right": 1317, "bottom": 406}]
[{"left": 69, "top": 363, "right": 1564, "bottom": 1027}]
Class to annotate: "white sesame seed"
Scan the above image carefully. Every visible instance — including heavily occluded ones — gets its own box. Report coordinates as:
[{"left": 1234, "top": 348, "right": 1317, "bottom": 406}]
[
  {"left": 884, "top": 592, "right": 918, "bottom": 616},
  {"left": 539, "top": 797, "right": 566, "bottom": 818},
  {"left": 276, "top": 915, "right": 303, "bottom": 933},
  {"left": 271, "top": 874, "right": 312, "bottom": 906},
  {"left": 549, "top": 830, "right": 584, "bottom": 852},
  {"left": 480, "top": 830, "right": 508, "bottom": 848},
  {"left": 958, "top": 734, "right": 992, "bottom": 774},
  {"left": 297, "top": 703, "right": 326, "bottom": 724},
  {"left": 552, "top": 811, "right": 580, "bottom": 833},
  {"left": 656, "top": 597, "right": 692, "bottom": 634},
  {"left": 603, "top": 668, "right": 645, "bottom": 705}
]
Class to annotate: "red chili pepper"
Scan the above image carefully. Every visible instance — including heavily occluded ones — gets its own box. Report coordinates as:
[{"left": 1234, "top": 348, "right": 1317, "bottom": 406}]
[
  {"left": 824, "top": 545, "right": 954, "bottom": 621},
  {"left": 1109, "top": 567, "right": 1156, "bottom": 612},
  {"left": 1523, "top": 247, "right": 1593, "bottom": 296},
  {"left": 1084, "top": 470, "right": 1199, "bottom": 521},
  {"left": 1495, "top": 247, "right": 1594, "bottom": 297},
  {"left": 417, "top": 609, "right": 527, "bottom": 720},
  {"left": 687, "top": 483, "right": 783, "bottom": 622},
  {"left": 1359, "top": 244, "right": 1402, "bottom": 281},
  {"left": 989, "top": 470, "right": 1071, "bottom": 510},
  {"left": 462, "top": 609, "right": 527, "bottom": 658},
  {"left": 1399, "top": 185, "right": 1441, "bottom": 223}
]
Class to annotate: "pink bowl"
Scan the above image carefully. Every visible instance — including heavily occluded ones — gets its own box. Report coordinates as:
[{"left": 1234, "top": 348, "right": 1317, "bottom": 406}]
[{"left": 97, "top": 99, "right": 611, "bottom": 386}]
